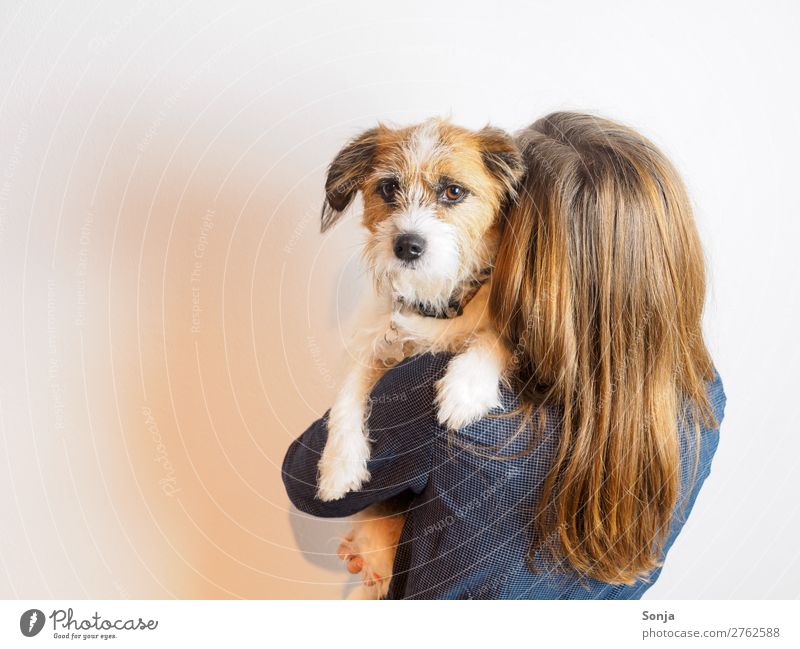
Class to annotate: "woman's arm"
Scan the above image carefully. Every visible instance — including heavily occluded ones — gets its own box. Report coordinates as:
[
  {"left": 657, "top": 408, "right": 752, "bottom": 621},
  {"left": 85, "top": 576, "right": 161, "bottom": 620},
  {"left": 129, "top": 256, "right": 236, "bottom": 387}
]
[{"left": 281, "top": 353, "right": 448, "bottom": 518}]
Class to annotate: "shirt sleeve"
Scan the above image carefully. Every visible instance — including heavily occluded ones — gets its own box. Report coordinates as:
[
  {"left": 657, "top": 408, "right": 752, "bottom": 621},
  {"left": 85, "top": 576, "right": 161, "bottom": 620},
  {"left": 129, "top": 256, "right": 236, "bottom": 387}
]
[{"left": 281, "top": 353, "right": 448, "bottom": 518}]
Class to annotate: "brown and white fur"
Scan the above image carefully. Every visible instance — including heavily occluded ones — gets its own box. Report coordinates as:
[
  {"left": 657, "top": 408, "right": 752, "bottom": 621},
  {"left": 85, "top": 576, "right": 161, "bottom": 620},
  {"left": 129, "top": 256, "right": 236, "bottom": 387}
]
[{"left": 317, "top": 119, "right": 524, "bottom": 598}]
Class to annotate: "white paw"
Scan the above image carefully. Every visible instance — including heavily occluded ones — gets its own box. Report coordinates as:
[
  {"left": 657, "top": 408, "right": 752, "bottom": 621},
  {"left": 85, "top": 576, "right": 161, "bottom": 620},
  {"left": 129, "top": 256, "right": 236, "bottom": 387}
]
[
  {"left": 435, "top": 351, "right": 502, "bottom": 430},
  {"left": 391, "top": 309, "right": 426, "bottom": 332},
  {"left": 317, "top": 417, "right": 372, "bottom": 501}
]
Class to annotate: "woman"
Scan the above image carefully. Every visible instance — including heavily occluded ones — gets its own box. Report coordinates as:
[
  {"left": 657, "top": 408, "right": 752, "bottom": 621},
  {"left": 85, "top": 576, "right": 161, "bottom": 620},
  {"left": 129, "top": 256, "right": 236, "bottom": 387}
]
[{"left": 282, "top": 112, "right": 725, "bottom": 599}]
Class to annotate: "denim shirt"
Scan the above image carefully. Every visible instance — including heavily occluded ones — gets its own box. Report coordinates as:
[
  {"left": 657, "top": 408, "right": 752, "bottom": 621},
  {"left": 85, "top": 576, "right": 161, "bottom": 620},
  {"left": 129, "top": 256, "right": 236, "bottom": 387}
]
[{"left": 282, "top": 353, "right": 725, "bottom": 599}]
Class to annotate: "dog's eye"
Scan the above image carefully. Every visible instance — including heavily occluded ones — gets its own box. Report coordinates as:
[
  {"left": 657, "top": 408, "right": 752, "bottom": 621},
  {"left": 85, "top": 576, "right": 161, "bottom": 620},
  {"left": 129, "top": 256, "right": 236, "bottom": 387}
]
[
  {"left": 378, "top": 180, "right": 399, "bottom": 201},
  {"left": 441, "top": 184, "right": 467, "bottom": 203}
]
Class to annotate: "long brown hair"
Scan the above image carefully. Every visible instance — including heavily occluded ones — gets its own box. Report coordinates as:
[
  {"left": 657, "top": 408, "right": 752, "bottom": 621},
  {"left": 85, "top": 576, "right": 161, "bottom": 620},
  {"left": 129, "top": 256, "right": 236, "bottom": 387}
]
[{"left": 490, "top": 112, "right": 716, "bottom": 584}]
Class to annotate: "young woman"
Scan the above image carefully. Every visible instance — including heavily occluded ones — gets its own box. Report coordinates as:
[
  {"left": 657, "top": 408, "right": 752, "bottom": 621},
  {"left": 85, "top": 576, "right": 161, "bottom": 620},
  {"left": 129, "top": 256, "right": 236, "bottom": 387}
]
[{"left": 282, "top": 112, "right": 725, "bottom": 598}]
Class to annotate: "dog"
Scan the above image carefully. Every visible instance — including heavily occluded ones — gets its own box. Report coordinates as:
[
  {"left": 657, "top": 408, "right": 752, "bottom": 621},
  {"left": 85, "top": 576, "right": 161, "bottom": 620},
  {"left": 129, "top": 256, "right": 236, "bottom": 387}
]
[{"left": 316, "top": 118, "right": 524, "bottom": 597}]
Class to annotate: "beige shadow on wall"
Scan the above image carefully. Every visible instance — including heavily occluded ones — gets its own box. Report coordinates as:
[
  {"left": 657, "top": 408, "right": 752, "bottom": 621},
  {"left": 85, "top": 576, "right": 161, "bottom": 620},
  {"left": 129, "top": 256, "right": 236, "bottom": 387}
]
[{"left": 111, "top": 116, "right": 366, "bottom": 597}]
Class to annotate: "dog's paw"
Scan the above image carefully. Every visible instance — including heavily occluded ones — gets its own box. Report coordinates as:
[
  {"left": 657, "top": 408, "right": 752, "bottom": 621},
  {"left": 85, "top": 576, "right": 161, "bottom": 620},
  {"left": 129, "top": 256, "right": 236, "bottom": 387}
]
[
  {"left": 337, "top": 530, "right": 386, "bottom": 592},
  {"left": 435, "top": 351, "right": 502, "bottom": 430},
  {"left": 391, "top": 309, "right": 427, "bottom": 332},
  {"left": 317, "top": 429, "right": 371, "bottom": 501}
]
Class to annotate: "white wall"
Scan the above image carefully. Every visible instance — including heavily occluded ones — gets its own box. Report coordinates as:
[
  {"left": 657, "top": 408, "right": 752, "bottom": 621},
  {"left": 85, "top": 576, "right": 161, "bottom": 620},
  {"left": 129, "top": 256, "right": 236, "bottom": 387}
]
[{"left": 0, "top": 0, "right": 797, "bottom": 598}]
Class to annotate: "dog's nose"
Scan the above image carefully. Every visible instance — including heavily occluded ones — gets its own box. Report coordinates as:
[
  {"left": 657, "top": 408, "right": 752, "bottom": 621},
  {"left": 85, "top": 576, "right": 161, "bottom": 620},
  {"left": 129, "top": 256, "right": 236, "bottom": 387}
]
[{"left": 393, "top": 233, "right": 426, "bottom": 262}]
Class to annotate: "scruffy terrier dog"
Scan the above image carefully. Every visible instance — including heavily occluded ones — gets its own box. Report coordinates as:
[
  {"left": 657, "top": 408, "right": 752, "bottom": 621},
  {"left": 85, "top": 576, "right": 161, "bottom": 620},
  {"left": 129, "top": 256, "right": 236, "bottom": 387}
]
[{"left": 317, "top": 119, "right": 524, "bottom": 597}]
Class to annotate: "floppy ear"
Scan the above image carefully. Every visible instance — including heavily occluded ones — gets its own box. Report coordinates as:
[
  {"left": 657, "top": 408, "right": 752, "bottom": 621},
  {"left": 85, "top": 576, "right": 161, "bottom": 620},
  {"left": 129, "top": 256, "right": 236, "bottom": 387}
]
[
  {"left": 321, "top": 127, "right": 380, "bottom": 232},
  {"left": 477, "top": 127, "right": 525, "bottom": 201}
]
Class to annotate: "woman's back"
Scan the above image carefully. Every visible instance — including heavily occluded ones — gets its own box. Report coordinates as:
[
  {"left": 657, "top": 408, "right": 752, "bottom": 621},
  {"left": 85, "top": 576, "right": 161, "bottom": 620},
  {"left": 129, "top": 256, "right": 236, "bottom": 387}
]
[{"left": 283, "top": 351, "right": 725, "bottom": 599}]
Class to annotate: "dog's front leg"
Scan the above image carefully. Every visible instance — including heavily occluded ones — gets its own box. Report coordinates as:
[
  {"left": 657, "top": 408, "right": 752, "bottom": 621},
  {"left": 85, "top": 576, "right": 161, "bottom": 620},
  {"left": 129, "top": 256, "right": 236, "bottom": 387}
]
[
  {"left": 435, "top": 330, "right": 509, "bottom": 430},
  {"left": 317, "top": 356, "right": 386, "bottom": 501}
]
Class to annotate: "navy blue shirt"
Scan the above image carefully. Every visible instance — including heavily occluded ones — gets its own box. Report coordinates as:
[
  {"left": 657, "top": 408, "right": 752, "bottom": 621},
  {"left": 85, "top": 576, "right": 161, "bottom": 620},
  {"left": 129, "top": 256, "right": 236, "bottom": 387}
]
[{"left": 282, "top": 353, "right": 725, "bottom": 599}]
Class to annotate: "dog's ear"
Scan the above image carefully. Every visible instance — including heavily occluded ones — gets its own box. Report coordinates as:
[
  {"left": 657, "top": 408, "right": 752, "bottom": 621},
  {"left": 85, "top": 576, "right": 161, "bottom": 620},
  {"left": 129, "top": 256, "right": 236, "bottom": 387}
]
[
  {"left": 477, "top": 127, "right": 525, "bottom": 201},
  {"left": 321, "top": 127, "right": 381, "bottom": 233}
]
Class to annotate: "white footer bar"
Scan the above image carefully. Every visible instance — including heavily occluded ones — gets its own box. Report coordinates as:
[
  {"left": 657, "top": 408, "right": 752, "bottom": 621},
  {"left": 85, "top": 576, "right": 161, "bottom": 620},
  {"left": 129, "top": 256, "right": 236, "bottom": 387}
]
[{"left": 1, "top": 600, "right": 796, "bottom": 647}]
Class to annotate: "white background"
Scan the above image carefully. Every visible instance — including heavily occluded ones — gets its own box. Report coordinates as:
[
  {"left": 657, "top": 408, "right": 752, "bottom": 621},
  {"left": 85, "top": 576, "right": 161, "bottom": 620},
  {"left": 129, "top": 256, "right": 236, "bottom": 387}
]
[{"left": 0, "top": 0, "right": 797, "bottom": 599}]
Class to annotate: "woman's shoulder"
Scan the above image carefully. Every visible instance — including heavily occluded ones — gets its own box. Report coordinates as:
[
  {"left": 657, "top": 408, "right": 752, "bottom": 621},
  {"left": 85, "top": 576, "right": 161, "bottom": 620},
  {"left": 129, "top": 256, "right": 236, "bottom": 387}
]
[
  {"left": 374, "top": 352, "right": 552, "bottom": 449},
  {"left": 380, "top": 353, "right": 726, "bottom": 405}
]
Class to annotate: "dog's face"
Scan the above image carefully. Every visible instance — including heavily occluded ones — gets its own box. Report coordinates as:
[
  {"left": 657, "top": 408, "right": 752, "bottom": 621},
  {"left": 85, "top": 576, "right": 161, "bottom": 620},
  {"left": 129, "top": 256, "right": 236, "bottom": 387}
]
[{"left": 321, "top": 119, "right": 523, "bottom": 312}]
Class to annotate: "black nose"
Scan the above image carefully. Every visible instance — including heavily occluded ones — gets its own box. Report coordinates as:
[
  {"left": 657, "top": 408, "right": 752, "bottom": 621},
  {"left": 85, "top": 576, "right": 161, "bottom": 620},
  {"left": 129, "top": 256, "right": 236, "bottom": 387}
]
[{"left": 393, "top": 233, "right": 426, "bottom": 261}]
